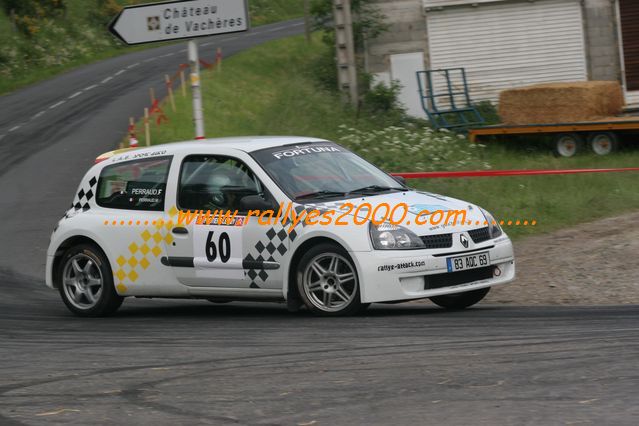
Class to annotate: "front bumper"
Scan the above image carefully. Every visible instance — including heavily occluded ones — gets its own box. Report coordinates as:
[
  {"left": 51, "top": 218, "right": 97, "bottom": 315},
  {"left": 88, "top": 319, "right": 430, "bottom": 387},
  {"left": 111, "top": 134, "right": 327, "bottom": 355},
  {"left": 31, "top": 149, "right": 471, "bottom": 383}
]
[{"left": 352, "top": 237, "right": 515, "bottom": 303}]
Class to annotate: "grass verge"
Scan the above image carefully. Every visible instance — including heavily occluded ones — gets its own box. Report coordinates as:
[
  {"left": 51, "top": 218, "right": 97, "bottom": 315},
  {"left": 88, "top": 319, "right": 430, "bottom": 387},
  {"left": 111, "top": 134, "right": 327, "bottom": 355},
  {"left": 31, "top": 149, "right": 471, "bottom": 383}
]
[
  {"left": 0, "top": 0, "right": 304, "bottom": 95},
  {"left": 142, "top": 34, "right": 639, "bottom": 240}
]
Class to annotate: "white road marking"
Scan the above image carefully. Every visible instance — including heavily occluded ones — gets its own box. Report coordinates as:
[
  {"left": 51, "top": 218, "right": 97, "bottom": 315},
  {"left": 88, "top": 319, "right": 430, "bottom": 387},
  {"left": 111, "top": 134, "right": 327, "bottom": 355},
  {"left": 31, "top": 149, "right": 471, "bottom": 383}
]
[
  {"left": 179, "top": 49, "right": 187, "bottom": 53},
  {"left": 84, "top": 84, "right": 98, "bottom": 91},
  {"left": 291, "top": 22, "right": 305, "bottom": 26},
  {"left": 143, "top": 57, "right": 158, "bottom": 62},
  {"left": 201, "top": 42, "right": 212, "bottom": 46},
  {"left": 101, "top": 76, "right": 113, "bottom": 84},
  {"left": 162, "top": 52, "right": 175, "bottom": 57},
  {"left": 9, "top": 125, "right": 21, "bottom": 132},
  {"left": 68, "top": 91, "right": 83, "bottom": 99},
  {"left": 49, "top": 101, "right": 65, "bottom": 109},
  {"left": 115, "top": 69, "right": 126, "bottom": 76},
  {"left": 127, "top": 62, "right": 140, "bottom": 69},
  {"left": 32, "top": 111, "right": 46, "bottom": 120}
]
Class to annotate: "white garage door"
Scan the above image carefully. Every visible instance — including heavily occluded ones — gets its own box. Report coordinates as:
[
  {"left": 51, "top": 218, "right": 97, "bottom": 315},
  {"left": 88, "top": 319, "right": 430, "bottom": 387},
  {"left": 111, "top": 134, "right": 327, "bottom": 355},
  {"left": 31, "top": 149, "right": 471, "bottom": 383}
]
[{"left": 424, "top": 0, "right": 588, "bottom": 104}]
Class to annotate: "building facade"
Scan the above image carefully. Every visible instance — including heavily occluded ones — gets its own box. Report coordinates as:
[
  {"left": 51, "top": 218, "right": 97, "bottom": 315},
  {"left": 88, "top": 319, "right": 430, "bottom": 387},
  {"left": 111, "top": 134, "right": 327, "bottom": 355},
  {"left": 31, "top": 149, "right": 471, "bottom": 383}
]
[{"left": 366, "top": 0, "right": 638, "bottom": 117}]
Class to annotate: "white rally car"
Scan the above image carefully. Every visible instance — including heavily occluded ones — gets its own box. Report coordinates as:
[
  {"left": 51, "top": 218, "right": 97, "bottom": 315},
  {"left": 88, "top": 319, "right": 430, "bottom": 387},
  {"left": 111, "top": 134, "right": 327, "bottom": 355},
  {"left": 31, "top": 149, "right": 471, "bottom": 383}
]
[{"left": 46, "top": 137, "right": 515, "bottom": 317}]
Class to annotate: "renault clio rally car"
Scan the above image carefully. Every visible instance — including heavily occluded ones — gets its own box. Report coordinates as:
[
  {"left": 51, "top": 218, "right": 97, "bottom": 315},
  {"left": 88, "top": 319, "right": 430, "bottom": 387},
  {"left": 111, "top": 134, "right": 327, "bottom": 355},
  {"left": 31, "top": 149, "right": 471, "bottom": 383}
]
[{"left": 46, "top": 137, "right": 515, "bottom": 317}]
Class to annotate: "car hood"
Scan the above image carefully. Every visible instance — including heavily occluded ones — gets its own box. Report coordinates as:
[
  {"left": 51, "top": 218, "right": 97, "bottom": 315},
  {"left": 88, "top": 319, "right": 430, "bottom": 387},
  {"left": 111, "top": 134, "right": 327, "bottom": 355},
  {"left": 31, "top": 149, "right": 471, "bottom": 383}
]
[{"left": 302, "top": 190, "right": 487, "bottom": 235}]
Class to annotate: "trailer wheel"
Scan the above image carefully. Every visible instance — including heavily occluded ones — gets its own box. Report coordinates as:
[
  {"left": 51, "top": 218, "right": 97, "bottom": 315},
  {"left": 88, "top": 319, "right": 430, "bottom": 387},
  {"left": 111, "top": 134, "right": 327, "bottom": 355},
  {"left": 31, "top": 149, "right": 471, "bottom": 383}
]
[
  {"left": 553, "top": 133, "right": 583, "bottom": 158},
  {"left": 588, "top": 132, "right": 618, "bottom": 156}
]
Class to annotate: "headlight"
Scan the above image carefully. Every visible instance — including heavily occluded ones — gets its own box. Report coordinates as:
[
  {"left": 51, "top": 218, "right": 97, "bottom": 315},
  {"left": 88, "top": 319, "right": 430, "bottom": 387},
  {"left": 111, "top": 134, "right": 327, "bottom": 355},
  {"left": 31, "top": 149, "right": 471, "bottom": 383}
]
[
  {"left": 369, "top": 222, "right": 425, "bottom": 250},
  {"left": 480, "top": 208, "right": 502, "bottom": 239}
]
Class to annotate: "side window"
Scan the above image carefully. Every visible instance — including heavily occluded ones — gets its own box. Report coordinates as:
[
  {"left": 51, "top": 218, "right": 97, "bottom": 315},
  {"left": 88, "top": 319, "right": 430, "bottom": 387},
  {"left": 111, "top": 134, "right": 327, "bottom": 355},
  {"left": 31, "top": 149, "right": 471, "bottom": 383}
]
[
  {"left": 178, "top": 155, "right": 262, "bottom": 212},
  {"left": 97, "top": 157, "right": 172, "bottom": 211}
]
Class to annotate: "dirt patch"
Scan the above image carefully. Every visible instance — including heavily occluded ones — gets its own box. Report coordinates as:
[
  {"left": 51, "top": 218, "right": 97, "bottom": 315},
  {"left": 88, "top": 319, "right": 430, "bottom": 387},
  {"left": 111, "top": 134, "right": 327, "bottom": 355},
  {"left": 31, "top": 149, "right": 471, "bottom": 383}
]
[{"left": 487, "top": 210, "right": 639, "bottom": 305}]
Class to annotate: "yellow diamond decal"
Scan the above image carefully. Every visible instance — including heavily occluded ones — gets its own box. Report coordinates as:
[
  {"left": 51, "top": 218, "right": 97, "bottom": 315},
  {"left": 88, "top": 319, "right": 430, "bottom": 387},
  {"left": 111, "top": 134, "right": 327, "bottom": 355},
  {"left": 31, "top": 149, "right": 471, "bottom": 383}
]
[
  {"left": 164, "top": 233, "right": 174, "bottom": 244},
  {"left": 168, "top": 206, "right": 178, "bottom": 217},
  {"left": 117, "top": 256, "right": 126, "bottom": 267},
  {"left": 129, "top": 242, "right": 139, "bottom": 254},
  {"left": 153, "top": 232, "right": 162, "bottom": 243},
  {"left": 140, "top": 257, "right": 150, "bottom": 269},
  {"left": 116, "top": 269, "right": 126, "bottom": 281},
  {"left": 140, "top": 244, "right": 150, "bottom": 255},
  {"left": 128, "top": 256, "right": 138, "bottom": 268},
  {"left": 141, "top": 229, "right": 152, "bottom": 242},
  {"left": 116, "top": 283, "right": 128, "bottom": 293},
  {"left": 151, "top": 246, "right": 162, "bottom": 257},
  {"left": 128, "top": 270, "right": 139, "bottom": 282}
]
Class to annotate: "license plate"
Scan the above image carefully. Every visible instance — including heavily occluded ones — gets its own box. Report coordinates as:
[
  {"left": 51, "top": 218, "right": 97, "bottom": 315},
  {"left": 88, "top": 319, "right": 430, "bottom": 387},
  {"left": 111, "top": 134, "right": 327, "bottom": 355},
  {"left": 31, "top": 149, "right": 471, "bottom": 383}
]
[{"left": 446, "top": 252, "right": 490, "bottom": 272}]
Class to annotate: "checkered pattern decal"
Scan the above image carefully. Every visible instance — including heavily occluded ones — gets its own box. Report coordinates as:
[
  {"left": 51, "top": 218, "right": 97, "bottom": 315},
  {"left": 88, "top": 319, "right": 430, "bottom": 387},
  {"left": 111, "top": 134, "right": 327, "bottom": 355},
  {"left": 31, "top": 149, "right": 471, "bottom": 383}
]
[
  {"left": 242, "top": 201, "right": 363, "bottom": 289},
  {"left": 65, "top": 176, "right": 97, "bottom": 218},
  {"left": 113, "top": 206, "right": 179, "bottom": 294},
  {"left": 243, "top": 205, "right": 306, "bottom": 289}
]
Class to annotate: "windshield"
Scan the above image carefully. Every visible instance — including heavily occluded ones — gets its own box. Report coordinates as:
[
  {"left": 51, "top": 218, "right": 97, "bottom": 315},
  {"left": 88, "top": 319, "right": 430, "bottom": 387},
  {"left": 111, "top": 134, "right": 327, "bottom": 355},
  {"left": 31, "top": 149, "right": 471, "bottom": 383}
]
[{"left": 251, "top": 142, "right": 406, "bottom": 201}]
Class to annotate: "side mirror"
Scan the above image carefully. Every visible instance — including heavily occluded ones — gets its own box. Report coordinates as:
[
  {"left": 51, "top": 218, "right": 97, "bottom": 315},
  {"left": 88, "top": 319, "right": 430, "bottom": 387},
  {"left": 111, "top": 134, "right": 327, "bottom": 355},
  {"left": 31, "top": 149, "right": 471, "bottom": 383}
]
[
  {"left": 240, "top": 194, "right": 277, "bottom": 212},
  {"left": 393, "top": 175, "right": 407, "bottom": 186}
]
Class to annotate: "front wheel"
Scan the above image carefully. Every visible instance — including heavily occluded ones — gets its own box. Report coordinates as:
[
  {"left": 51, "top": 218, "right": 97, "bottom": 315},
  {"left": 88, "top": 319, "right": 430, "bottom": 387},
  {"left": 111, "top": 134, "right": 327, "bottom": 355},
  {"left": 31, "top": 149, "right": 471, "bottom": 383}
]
[
  {"left": 553, "top": 133, "right": 583, "bottom": 157},
  {"left": 430, "top": 287, "right": 490, "bottom": 310},
  {"left": 296, "top": 243, "right": 368, "bottom": 316},
  {"left": 58, "top": 244, "right": 123, "bottom": 317}
]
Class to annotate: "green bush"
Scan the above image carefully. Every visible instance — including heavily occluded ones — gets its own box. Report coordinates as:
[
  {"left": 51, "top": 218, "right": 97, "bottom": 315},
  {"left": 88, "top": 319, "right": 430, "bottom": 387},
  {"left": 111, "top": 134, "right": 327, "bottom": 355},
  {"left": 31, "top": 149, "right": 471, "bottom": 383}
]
[
  {"left": 89, "top": 0, "right": 123, "bottom": 27},
  {"left": 1, "top": 0, "right": 66, "bottom": 36},
  {"left": 473, "top": 100, "right": 501, "bottom": 125}
]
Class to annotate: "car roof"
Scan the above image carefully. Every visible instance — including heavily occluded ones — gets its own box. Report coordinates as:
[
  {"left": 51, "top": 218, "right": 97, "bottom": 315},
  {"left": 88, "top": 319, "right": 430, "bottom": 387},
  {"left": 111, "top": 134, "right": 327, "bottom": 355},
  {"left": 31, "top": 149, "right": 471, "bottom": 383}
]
[{"left": 141, "top": 136, "right": 331, "bottom": 154}]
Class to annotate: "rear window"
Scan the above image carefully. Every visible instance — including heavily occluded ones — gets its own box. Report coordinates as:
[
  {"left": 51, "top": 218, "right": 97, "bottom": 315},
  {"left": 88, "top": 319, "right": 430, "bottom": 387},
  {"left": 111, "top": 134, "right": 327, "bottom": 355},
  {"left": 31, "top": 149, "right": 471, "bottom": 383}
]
[{"left": 97, "top": 157, "right": 172, "bottom": 211}]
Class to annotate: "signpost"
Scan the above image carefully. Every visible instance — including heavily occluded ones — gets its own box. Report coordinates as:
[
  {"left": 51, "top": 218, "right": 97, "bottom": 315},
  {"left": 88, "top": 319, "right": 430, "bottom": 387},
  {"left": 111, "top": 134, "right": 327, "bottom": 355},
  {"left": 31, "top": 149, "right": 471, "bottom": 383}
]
[{"left": 109, "top": 0, "right": 250, "bottom": 139}]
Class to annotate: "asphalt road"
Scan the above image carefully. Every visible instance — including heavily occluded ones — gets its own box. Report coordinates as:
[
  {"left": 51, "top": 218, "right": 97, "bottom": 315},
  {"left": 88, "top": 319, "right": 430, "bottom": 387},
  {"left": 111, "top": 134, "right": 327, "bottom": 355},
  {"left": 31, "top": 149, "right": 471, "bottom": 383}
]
[
  {"left": 0, "top": 17, "right": 638, "bottom": 426},
  {"left": 1, "top": 269, "right": 638, "bottom": 425}
]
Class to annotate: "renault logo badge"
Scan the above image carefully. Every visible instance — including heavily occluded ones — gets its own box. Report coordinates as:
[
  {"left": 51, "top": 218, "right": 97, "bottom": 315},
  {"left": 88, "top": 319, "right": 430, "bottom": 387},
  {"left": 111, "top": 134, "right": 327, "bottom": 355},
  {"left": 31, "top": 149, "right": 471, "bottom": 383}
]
[{"left": 460, "top": 234, "right": 469, "bottom": 248}]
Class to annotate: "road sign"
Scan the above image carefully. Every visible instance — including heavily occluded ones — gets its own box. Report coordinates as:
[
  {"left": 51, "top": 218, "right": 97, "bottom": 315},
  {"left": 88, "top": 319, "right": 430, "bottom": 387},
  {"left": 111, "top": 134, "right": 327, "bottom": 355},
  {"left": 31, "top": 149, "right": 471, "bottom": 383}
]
[{"left": 109, "top": 0, "right": 249, "bottom": 45}]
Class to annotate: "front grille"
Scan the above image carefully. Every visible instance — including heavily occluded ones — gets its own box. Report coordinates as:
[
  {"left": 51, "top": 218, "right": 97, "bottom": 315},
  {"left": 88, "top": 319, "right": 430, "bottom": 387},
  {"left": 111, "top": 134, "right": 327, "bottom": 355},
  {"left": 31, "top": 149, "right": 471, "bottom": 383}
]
[
  {"left": 420, "top": 233, "right": 453, "bottom": 249},
  {"left": 468, "top": 227, "right": 491, "bottom": 244},
  {"left": 425, "top": 266, "right": 494, "bottom": 290}
]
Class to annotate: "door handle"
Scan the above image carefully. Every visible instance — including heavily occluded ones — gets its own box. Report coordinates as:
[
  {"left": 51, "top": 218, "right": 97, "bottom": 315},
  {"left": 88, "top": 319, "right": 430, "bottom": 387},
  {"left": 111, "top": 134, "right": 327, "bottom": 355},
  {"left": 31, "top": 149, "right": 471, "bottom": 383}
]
[{"left": 172, "top": 227, "right": 189, "bottom": 235}]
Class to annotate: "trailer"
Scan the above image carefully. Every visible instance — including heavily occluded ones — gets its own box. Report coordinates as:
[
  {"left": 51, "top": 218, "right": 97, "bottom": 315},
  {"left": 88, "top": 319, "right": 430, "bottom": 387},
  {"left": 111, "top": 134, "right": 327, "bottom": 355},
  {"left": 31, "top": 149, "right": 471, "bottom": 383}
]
[{"left": 468, "top": 118, "right": 639, "bottom": 157}]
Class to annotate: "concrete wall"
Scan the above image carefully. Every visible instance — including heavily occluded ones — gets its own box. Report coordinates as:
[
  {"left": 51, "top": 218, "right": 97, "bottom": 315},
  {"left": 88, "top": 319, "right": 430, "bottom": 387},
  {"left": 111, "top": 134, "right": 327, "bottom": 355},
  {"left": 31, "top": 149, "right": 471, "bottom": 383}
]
[
  {"left": 583, "top": 0, "right": 621, "bottom": 81},
  {"left": 365, "top": 0, "right": 428, "bottom": 75},
  {"left": 365, "top": 0, "right": 623, "bottom": 84}
]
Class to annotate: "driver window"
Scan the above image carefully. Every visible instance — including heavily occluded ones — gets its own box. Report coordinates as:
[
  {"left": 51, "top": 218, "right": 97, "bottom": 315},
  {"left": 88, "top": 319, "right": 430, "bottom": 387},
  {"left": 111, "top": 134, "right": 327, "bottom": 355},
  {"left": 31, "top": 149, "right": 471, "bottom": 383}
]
[{"left": 178, "top": 155, "right": 262, "bottom": 212}]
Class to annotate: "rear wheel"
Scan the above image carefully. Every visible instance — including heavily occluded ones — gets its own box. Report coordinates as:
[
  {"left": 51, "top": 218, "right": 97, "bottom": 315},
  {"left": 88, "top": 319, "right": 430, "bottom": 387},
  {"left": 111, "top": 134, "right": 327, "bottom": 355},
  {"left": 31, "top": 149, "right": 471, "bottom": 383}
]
[
  {"left": 296, "top": 243, "right": 368, "bottom": 316},
  {"left": 58, "top": 244, "right": 123, "bottom": 317},
  {"left": 430, "top": 287, "right": 490, "bottom": 310},
  {"left": 553, "top": 133, "right": 583, "bottom": 157},
  {"left": 588, "top": 132, "right": 618, "bottom": 155}
]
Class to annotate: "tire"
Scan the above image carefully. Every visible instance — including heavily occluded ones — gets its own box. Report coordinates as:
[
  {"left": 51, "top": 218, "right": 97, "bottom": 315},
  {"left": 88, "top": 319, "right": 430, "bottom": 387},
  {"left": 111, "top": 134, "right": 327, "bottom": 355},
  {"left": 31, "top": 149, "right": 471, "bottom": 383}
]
[
  {"left": 295, "top": 243, "right": 368, "bottom": 316},
  {"left": 588, "top": 132, "right": 618, "bottom": 155},
  {"left": 57, "top": 244, "right": 123, "bottom": 317},
  {"left": 430, "top": 287, "right": 490, "bottom": 310},
  {"left": 553, "top": 133, "right": 583, "bottom": 158}
]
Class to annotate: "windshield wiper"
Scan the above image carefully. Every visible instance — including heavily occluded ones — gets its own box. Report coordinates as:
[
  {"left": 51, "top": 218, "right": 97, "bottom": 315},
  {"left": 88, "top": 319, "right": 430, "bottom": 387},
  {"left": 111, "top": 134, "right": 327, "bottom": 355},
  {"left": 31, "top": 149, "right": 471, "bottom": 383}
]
[
  {"left": 347, "top": 185, "right": 406, "bottom": 195},
  {"left": 295, "top": 190, "right": 347, "bottom": 200}
]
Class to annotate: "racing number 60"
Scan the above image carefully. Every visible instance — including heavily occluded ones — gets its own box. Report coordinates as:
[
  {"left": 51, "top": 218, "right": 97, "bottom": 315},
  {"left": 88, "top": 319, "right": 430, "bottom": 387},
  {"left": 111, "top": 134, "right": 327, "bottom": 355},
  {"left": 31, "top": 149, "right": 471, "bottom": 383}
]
[{"left": 205, "top": 231, "right": 231, "bottom": 263}]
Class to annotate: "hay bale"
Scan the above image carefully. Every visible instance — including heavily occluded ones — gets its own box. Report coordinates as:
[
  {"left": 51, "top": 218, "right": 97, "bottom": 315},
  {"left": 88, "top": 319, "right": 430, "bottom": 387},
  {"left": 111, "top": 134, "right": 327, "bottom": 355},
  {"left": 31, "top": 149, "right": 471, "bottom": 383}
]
[{"left": 499, "top": 81, "right": 625, "bottom": 125}]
